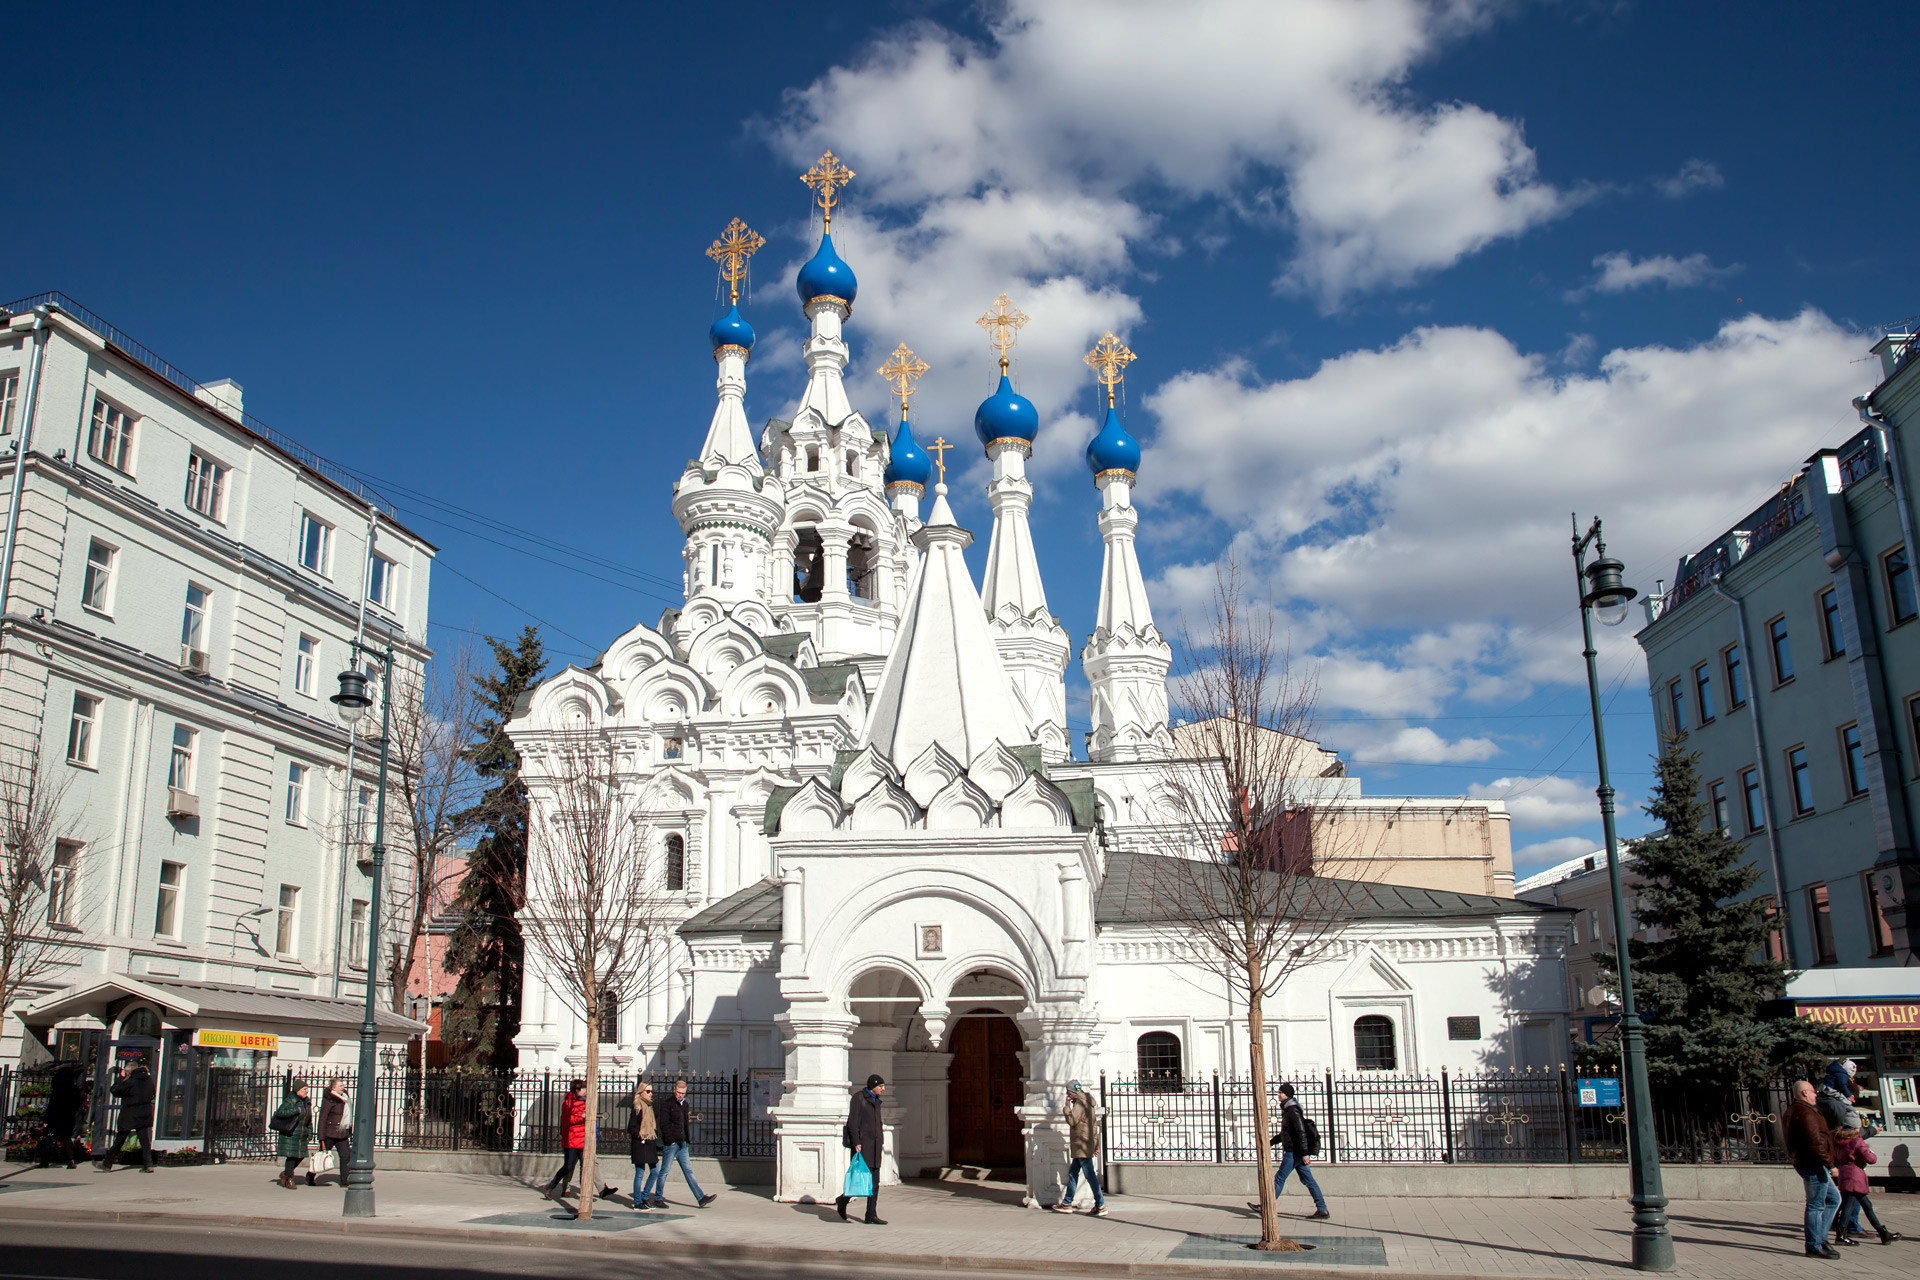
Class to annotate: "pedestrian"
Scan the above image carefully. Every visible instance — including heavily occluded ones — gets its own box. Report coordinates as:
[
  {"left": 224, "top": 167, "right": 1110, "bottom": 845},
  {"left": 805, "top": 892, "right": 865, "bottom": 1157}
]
[
  {"left": 1049, "top": 1080, "right": 1107, "bottom": 1216},
  {"left": 1785, "top": 1078, "right": 1842, "bottom": 1259},
  {"left": 270, "top": 1079, "right": 314, "bottom": 1189},
  {"left": 1256, "top": 1083, "right": 1328, "bottom": 1220},
  {"left": 98, "top": 1058, "right": 156, "bottom": 1174},
  {"left": 628, "top": 1082, "right": 664, "bottom": 1210},
  {"left": 1816, "top": 1060, "right": 1866, "bottom": 1133},
  {"left": 313, "top": 1077, "right": 351, "bottom": 1186},
  {"left": 834, "top": 1074, "right": 886, "bottom": 1225},
  {"left": 41, "top": 1062, "right": 86, "bottom": 1170},
  {"left": 542, "top": 1078, "right": 588, "bottom": 1202},
  {"left": 1831, "top": 1126, "right": 1902, "bottom": 1246},
  {"left": 655, "top": 1079, "right": 718, "bottom": 1207}
]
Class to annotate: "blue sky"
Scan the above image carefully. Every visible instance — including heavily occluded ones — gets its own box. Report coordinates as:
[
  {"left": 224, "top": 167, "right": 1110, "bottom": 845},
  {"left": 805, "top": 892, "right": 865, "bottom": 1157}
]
[{"left": 7, "top": 2, "right": 1916, "bottom": 875}]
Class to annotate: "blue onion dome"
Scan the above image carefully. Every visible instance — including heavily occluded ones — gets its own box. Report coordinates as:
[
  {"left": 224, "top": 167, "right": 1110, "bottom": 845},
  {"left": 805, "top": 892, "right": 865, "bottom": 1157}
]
[
  {"left": 974, "top": 373, "right": 1039, "bottom": 449},
  {"left": 796, "top": 232, "right": 858, "bottom": 305},
  {"left": 1085, "top": 404, "right": 1141, "bottom": 476},
  {"left": 885, "top": 416, "right": 933, "bottom": 489},
  {"left": 709, "top": 303, "right": 755, "bottom": 351}
]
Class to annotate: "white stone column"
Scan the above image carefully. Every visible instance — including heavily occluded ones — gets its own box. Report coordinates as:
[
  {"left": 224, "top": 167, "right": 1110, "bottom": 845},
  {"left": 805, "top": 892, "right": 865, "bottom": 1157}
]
[
  {"left": 1016, "top": 1010, "right": 1103, "bottom": 1208},
  {"left": 770, "top": 1009, "right": 859, "bottom": 1203}
]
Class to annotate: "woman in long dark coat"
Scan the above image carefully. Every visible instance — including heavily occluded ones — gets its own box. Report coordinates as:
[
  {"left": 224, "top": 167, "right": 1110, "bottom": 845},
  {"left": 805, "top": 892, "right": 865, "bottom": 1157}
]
[
  {"left": 42, "top": 1063, "right": 86, "bottom": 1169},
  {"left": 272, "top": 1080, "right": 314, "bottom": 1189},
  {"left": 834, "top": 1074, "right": 886, "bottom": 1225}
]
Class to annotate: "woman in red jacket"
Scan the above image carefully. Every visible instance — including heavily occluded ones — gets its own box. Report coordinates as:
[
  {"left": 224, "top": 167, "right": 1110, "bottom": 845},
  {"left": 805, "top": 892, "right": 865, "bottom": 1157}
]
[
  {"left": 543, "top": 1079, "right": 589, "bottom": 1201},
  {"left": 1832, "top": 1127, "right": 1901, "bottom": 1246}
]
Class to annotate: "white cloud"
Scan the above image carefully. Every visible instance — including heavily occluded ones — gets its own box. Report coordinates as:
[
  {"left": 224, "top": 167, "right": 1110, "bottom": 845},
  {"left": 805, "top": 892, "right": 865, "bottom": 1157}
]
[
  {"left": 1656, "top": 158, "right": 1725, "bottom": 198},
  {"left": 1513, "top": 835, "right": 1599, "bottom": 872},
  {"left": 1469, "top": 775, "right": 1597, "bottom": 830},
  {"left": 1331, "top": 723, "right": 1499, "bottom": 764},
  {"left": 1570, "top": 251, "right": 1740, "bottom": 299}
]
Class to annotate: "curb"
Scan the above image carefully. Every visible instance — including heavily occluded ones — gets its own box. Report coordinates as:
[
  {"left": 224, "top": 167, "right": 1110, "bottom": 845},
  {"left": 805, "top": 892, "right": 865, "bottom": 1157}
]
[{"left": 0, "top": 1204, "right": 1563, "bottom": 1280}]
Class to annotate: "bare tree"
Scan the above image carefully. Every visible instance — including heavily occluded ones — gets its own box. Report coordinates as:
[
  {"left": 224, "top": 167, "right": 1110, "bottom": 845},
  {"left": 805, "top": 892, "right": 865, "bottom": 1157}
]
[
  {"left": 0, "top": 745, "right": 97, "bottom": 1043},
  {"left": 521, "top": 727, "right": 679, "bottom": 1220},
  {"left": 1138, "top": 560, "right": 1381, "bottom": 1251}
]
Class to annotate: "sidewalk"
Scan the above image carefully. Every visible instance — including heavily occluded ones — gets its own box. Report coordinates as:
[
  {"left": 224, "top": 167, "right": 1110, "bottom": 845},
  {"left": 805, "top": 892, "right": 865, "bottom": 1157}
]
[{"left": 0, "top": 1159, "right": 1912, "bottom": 1278}]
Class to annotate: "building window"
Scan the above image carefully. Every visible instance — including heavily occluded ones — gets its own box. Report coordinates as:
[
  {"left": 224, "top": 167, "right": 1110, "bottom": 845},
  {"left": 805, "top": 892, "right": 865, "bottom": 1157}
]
[
  {"left": 1723, "top": 645, "right": 1747, "bottom": 708},
  {"left": 367, "top": 553, "right": 396, "bottom": 608},
  {"left": 1767, "top": 615, "right": 1793, "bottom": 684},
  {"left": 181, "top": 584, "right": 209, "bottom": 661},
  {"left": 66, "top": 693, "right": 101, "bottom": 766},
  {"left": 1888, "top": 547, "right": 1918, "bottom": 626},
  {"left": 1741, "top": 767, "right": 1764, "bottom": 833},
  {"left": 155, "top": 861, "right": 184, "bottom": 939},
  {"left": 1354, "top": 1015, "right": 1398, "bottom": 1071},
  {"left": 1865, "top": 874, "right": 1896, "bottom": 958},
  {"left": 1760, "top": 896, "right": 1786, "bottom": 963},
  {"left": 299, "top": 512, "right": 333, "bottom": 576},
  {"left": 598, "top": 991, "right": 620, "bottom": 1044},
  {"left": 1808, "top": 883, "right": 1837, "bottom": 966},
  {"left": 275, "top": 884, "right": 299, "bottom": 956},
  {"left": 1709, "top": 780, "right": 1730, "bottom": 835},
  {"left": 845, "top": 450, "right": 858, "bottom": 476},
  {"left": 294, "top": 635, "right": 318, "bottom": 697},
  {"left": 0, "top": 370, "right": 16, "bottom": 434},
  {"left": 1840, "top": 723, "right": 1867, "bottom": 798},
  {"left": 1787, "top": 745, "right": 1813, "bottom": 815},
  {"left": 1666, "top": 679, "right": 1687, "bottom": 733},
  {"left": 1819, "top": 588, "right": 1846, "bottom": 660},
  {"left": 168, "top": 725, "right": 196, "bottom": 794},
  {"left": 285, "top": 762, "right": 308, "bottom": 825},
  {"left": 184, "top": 451, "right": 227, "bottom": 521},
  {"left": 48, "top": 840, "right": 81, "bottom": 928},
  {"left": 87, "top": 394, "right": 136, "bottom": 473},
  {"left": 665, "top": 834, "right": 685, "bottom": 891},
  {"left": 805, "top": 446, "right": 820, "bottom": 472},
  {"left": 348, "top": 899, "right": 368, "bottom": 966},
  {"left": 1694, "top": 663, "right": 1714, "bottom": 723},
  {"left": 82, "top": 539, "right": 115, "bottom": 614},
  {"left": 1135, "top": 1031, "right": 1182, "bottom": 1088},
  {"left": 352, "top": 784, "right": 373, "bottom": 843}
]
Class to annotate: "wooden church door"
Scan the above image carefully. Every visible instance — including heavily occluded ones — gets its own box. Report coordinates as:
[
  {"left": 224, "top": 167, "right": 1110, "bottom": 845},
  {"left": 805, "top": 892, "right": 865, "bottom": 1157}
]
[{"left": 947, "top": 1015, "right": 1025, "bottom": 1167}]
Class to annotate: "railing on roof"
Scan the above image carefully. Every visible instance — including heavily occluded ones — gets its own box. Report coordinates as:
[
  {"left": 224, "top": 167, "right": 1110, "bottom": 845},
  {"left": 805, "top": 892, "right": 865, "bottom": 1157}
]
[
  {"left": 1656, "top": 485, "right": 1809, "bottom": 617},
  {"left": 1839, "top": 434, "right": 1882, "bottom": 488},
  {"left": 2, "top": 291, "right": 386, "bottom": 510}
]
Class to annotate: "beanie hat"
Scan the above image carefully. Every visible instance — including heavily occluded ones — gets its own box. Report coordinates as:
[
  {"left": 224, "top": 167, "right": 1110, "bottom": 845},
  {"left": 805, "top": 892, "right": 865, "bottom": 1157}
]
[{"left": 866, "top": 1073, "right": 885, "bottom": 1088}]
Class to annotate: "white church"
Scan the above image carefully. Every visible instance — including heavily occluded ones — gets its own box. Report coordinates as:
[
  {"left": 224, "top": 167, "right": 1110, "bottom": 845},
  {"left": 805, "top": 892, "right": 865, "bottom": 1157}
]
[{"left": 505, "top": 156, "right": 1573, "bottom": 1204}]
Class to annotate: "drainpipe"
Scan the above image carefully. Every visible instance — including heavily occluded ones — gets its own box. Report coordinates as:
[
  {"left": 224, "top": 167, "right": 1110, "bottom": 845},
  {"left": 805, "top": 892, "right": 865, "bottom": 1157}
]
[
  {"left": 0, "top": 309, "right": 52, "bottom": 618},
  {"left": 1856, "top": 397, "right": 1920, "bottom": 600},
  {"left": 1708, "top": 579, "right": 1796, "bottom": 967},
  {"left": 331, "top": 507, "right": 380, "bottom": 999}
]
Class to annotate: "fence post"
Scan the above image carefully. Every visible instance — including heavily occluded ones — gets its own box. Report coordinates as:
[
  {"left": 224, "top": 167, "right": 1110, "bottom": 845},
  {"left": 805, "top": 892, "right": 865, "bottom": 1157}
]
[
  {"left": 1210, "top": 1071, "right": 1223, "bottom": 1164},
  {"left": 730, "top": 1071, "right": 741, "bottom": 1160},
  {"left": 1560, "top": 1067, "right": 1576, "bottom": 1163},
  {"left": 1440, "top": 1068, "right": 1454, "bottom": 1164},
  {"left": 1323, "top": 1069, "right": 1336, "bottom": 1163}
]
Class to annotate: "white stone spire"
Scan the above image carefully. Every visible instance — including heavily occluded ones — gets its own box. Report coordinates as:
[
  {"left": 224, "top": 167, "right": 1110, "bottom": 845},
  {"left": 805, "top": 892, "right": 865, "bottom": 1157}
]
[
  {"left": 700, "top": 340, "right": 762, "bottom": 471},
  {"left": 862, "top": 483, "right": 1027, "bottom": 769}
]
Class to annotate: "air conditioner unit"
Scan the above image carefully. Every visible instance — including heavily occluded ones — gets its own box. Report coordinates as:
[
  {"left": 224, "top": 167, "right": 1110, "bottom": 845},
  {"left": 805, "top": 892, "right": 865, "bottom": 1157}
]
[
  {"left": 180, "top": 645, "right": 209, "bottom": 674},
  {"left": 167, "top": 788, "right": 200, "bottom": 819},
  {"left": 354, "top": 843, "right": 375, "bottom": 872}
]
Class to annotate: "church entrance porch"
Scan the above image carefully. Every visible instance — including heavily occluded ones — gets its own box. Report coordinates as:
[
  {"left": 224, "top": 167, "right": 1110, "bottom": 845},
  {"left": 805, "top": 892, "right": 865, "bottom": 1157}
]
[{"left": 947, "top": 1014, "right": 1024, "bottom": 1169}]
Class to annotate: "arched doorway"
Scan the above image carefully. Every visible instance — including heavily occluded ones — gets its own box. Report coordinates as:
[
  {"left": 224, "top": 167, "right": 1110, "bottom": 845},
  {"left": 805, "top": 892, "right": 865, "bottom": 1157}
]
[{"left": 947, "top": 1016, "right": 1023, "bottom": 1167}]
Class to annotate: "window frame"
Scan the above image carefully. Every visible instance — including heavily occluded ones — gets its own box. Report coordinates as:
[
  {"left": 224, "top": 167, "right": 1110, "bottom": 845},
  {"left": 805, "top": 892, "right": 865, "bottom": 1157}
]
[
  {"left": 81, "top": 538, "right": 116, "bottom": 616},
  {"left": 48, "top": 839, "right": 82, "bottom": 928},
  {"left": 1840, "top": 723, "right": 1867, "bottom": 798},
  {"left": 285, "top": 761, "right": 309, "bottom": 826},
  {"left": 1135, "top": 1030, "right": 1183, "bottom": 1090},
  {"left": 1807, "top": 883, "right": 1837, "bottom": 966},
  {"left": 1865, "top": 872, "right": 1896, "bottom": 958},
  {"left": 1767, "top": 614, "right": 1794, "bottom": 685},
  {"left": 294, "top": 634, "right": 318, "bottom": 698},
  {"left": 1786, "top": 744, "right": 1814, "bottom": 815},
  {"left": 181, "top": 583, "right": 210, "bottom": 657},
  {"left": 66, "top": 692, "right": 101, "bottom": 767},
  {"left": 1353, "top": 1014, "right": 1398, "bottom": 1071},
  {"left": 155, "top": 861, "right": 184, "bottom": 940},
  {"left": 184, "top": 450, "right": 228, "bottom": 522},
  {"left": 168, "top": 724, "right": 197, "bottom": 795},
  {"left": 298, "top": 511, "right": 334, "bottom": 578},
  {"left": 274, "top": 884, "right": 299, "bottom": 957},
  {"left": 1709, "top": 779, "right": 1730, "bottom": 836},
  {"left": 1693, "top": 662, "right": 1715, "bottom": 724},
  {"left": 1760, "top": 896, "right": 1786, "bottom": 963},
  {"left": 86, "top": 393, "right": 137, "bottom": 474},
  {"left": 347, "top": 899, "right": 369, "bottom": 967},
  {"left": 1886, "top": 546, "right": 1918, "bottom": 627},
  {"left": 1740, "top": 766, "right": 1765, "bottom": 833},
  {"left": 367, "top": 552, "right": 396, "bottom": 609},
  {"left": 1666, "top": 678, "right": 1687, "bottom": 733},
  {"left": 665, "top": 833, "right": 686, "bottom": 891},
  {"left": 0, "top": 369, "right": 18, "bottom": 435},
  {"left": 1723, "top": 644, "right": 1747, "bottom": 709},
  {"left": 1818, "top": 587, "right": 1846, "bottom": 660},
  {"left": 598, "top": 990, "right": 620, "bottom": 1044}
]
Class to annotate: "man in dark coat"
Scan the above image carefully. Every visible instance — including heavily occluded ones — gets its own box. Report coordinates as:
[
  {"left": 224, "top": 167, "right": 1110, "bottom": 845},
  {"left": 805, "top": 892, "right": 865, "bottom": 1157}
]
[
  {"left": 835, "top": 1074, "right": 886, "bottom": 1225},
  {"left": 100, "top": 1059, "right": 156, "bottom": 1173},
  {"left": 1786, "top": 1078, "right": 1841, "bottom": 1258},
  {"left": 653, "top": 1079, "right": 716, "bottom": 1207},
  {"left": 42, "top": 1062, "right": 87, "bottom": 1169}
]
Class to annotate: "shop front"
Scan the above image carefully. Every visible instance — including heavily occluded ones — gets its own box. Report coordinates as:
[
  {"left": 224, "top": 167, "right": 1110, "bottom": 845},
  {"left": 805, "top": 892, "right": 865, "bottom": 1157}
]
[
  {"left": 21, "top": 974, "right": 424, "bottom": 1153},
  {"left": 1790, "top": 968, "right": 1920, "bottom": 1178}
]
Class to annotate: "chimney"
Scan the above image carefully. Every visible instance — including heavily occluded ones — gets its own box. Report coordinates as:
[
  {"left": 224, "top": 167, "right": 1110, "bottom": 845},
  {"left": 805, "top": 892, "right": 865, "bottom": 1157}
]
[{"left": 195, "top": 378, "right": 244, "bottom": 420}]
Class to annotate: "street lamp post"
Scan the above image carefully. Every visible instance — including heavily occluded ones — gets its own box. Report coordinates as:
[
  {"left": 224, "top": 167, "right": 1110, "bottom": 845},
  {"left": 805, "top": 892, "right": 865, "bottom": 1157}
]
[
  {"left": 331, "top": 644, "right": 394, "bottom": 1218},
  {"left": 1571, "top": 515, "right": 1673, "bottom": 1272}
]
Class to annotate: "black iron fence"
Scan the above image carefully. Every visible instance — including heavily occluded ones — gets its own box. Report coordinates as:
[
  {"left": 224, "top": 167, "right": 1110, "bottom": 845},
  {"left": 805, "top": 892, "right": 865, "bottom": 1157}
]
[
  {"left": 1, "top": 1065, "right": 55, "bottom": 1160},
  {"left": 1100, "top": 1070, "right": 1791, "bottom": 1166}
]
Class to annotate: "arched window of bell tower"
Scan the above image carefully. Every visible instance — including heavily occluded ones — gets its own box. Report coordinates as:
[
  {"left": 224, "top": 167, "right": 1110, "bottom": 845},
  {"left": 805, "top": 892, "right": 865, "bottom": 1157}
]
[
  {"left": 792, "top": 527, "right": 825, "bottom": 603},
  {"left": 847, "top": 528, "right": 878, "bottom": 602}
]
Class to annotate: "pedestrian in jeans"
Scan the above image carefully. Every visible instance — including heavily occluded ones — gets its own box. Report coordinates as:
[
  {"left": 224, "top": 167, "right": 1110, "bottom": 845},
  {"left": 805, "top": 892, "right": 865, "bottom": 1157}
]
[
  {"left": 99, "top": 1059, "right": 156, "bottom": 1174},
  {"left": 628, "top": 1082, "right": 664, "bottom": 1209},
  {"left": 1831, "top": 1126, "right": 1901, "bottom": 1246},
  {"left": 1260, "top": 1083, "right": 1328, "bottom": 1220},
  {"left": 1785, "top": 1078, "right": 1841, "bottom": 1258},
  {"left": 655, "top": 1079, "right": 717, "bottom": 1208},
  {"left": 1049, "top": 1080, "right": 1107, "bottom": 1216},
  {"left": 542, "top": 1078, "right": 588, "bottom": 1202}
]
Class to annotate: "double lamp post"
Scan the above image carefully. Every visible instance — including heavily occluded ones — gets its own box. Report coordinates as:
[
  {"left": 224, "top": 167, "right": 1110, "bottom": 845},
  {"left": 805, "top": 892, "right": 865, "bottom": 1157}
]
[{"left": 1571, "top": 514, "right": 1673, "bottom": 1272}]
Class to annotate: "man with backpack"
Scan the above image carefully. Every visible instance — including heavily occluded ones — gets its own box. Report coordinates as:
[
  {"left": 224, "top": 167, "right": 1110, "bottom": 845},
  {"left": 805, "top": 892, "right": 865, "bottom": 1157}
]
[{"left": 1264, "top": 1082, "right": 1329, "bottom": 1220}]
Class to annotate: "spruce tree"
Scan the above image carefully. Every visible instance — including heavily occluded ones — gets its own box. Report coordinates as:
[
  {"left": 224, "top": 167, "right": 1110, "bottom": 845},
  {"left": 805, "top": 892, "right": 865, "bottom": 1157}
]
[
  {"left": 440, "top": 626, "right": 546, "bottom": 1070},
  {"left": 1586, "top": 731, "right": 1843, "bottom": 1113}
]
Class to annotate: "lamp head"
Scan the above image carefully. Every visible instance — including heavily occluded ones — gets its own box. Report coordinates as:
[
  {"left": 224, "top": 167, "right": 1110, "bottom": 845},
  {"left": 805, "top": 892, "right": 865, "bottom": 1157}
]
[
  {"left": 1583, "top": 555, "right": 1636, "bottom": 627},
  {"left": 331, "top": 668, "right": 373, "bottom": 724}
]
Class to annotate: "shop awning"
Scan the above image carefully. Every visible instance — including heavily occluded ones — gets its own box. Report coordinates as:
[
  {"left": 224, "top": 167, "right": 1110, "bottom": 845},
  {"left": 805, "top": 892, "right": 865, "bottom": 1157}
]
[
  {"left": 24, "top": 974, "right": 426, "bottom": 1040},
  {"left": 1793, "top": 1000, "right": 1920, "bottom": 1032}
]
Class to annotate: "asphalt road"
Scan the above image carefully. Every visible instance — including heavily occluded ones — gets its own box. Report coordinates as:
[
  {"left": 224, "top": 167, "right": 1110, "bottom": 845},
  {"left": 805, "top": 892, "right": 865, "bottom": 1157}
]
[{"left": 0, "top": 1219, "right": 1046, "bottom": 1280}]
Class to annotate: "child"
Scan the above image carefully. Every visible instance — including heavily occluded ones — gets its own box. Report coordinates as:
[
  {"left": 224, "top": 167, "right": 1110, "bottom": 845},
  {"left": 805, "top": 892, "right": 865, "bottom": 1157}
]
[{"left": 1831, "top": 1126, "right": 1901, "bottom": 1246}]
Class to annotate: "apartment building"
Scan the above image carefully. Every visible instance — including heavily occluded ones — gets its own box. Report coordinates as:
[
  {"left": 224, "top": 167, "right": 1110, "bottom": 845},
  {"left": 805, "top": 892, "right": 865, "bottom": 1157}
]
[{"left": 1, "top": 294, "right": 430, "bottom": 1146}]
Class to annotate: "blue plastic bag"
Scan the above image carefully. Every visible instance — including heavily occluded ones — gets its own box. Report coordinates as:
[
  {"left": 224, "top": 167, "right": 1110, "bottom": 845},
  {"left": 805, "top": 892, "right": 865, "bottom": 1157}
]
[{"left": 843, "top": 1153, "right": 874, "bottom": 1198}]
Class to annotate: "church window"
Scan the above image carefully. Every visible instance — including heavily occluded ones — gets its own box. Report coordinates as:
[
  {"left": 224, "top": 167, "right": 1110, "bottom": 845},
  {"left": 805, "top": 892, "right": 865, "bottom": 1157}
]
[
  {"left": 1353, "top": 1015, "right": 1397, "bottom": 1071},
  {"left": 846, "top": 450, "right": 858, "bottom": 476},
  {"left": 1135, "top": 1031, "right": 1182, "bottom": 1091},
  {"left": 806, "top": 446, "right": 820, "bottom": 472},
  {"left": 665, "top": 834, "right": 685, "bottom": 891},
  {"left": 792, "top": 528, "right": 825, "bottom": 603},
  {"left": 847, "top": 532, "right": 877, "bottom": 601},
  {"left": 598, "top": 990, "right": 619, "bottom": 1044}
]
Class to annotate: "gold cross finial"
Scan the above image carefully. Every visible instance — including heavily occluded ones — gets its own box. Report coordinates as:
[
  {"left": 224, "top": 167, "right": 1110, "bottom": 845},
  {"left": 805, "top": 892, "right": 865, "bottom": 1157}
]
[
  {"left": 928, "top": 436, "right": 951, "bottom": 484},
  {"left": 801, "top": 150, "right": 856, "bottom": 232},
  {"left": 705, "top": 217, "right": 766, "bottom": 305},
  {"left": 976, "top": 293, "right": 1029, "bottom": 374},
  {"left": 876, "top": 342, "right": 930, "bottom": 412},
  {"left": 1084, "top": 331, "right": 1136, "bottom": 407}
]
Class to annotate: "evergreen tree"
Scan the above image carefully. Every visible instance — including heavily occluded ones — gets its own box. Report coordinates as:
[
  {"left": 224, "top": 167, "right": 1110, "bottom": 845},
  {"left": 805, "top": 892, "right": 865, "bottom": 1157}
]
[
  {"left": 440, "top": 626, "right": 546, "bottom": 1070},
  {"left": 1583, "top": 731, "right": 1843, "bottom": 1111}
]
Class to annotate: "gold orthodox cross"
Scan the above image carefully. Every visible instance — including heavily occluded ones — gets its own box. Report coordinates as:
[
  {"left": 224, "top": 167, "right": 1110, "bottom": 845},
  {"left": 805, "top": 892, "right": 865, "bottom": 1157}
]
[
  {"left": 928, "top": 436, "right": 951, "bottom": 484},
  {"left": 877, "top": 342, "right": 929, "bottom": 412},
  {"left": 705, "top": 217, "right": 765, "bottom": 305},
  {"left": 1084, "top": 331, "right": 1136, "bottom": 407},
  {"left": 801, "top": 150, "right": 856, "bottom": 231},
  {"left": 976, "top": 293, "right": 1029, "bottom": 373}
]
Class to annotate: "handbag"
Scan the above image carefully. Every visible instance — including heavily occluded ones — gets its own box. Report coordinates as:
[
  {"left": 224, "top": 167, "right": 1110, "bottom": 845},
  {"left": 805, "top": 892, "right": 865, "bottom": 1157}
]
[
  {"left": 843, "top": 1153, "right": 874, "bottom": 1199},
  {"left": 309, "top": 1146, "right": 337, "bottom": 1176}
]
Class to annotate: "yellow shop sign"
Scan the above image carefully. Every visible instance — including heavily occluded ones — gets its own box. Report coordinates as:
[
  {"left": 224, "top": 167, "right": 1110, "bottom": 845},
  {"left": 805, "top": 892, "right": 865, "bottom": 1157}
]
[{"left": 192, "top": 1028, "right": 279, "bottom": 1052}]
